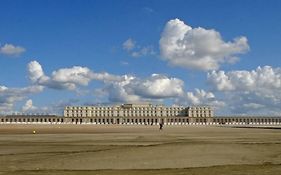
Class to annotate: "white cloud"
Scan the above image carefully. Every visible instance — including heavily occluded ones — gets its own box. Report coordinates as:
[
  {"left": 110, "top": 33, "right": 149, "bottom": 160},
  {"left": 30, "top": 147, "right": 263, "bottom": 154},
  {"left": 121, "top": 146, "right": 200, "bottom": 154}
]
[
  {"left": 207, "top": 66, "right": 281, "bottom": 114},
  {"left": 123, "top": 38, "right": 135, "bottom": 51},
  {"left": 243, "top": 103, "right": 265, "bottom": 109},
  {"left": 130, "top": 46, "right": 155, "bottom": 57},
  {"left": 0, "top": 44, "right": 25, "bottom": 56},
  {"left": 22, "top": 99, "right": 37, "bottom": 112},
  {"left": 208, "top": 66, "right": 281, "bottom": 93},
  {"left": 123, "top": 38, "right": 155, "bottom": 57},
  {"left": 207, "top": 70, "right": 235, "bottom": 91},
  {"left": 25, "top": 61, "right": 223, "bottom": 111},
  {"left": 28, "top": 61, "right": 184, "bottom": 102},
  {"left": 99, "top": 74, "right": 185, "bottom": 103},
  {"left": 175, "top": 88, "right": 225, "bottom": 110},
  {"left": 127, "top": 74, "right": 184, "bottom": 99},
  {"left": 186, "top": 89, "right": 215, "bottom": 105},
  {"left": 20, "top": 98, "right": 81, "bottom": 115},
  {"left": 52, "top": 66, "right": 93, "bottom": 86},
  {"left": 159, "top": 18, "right": 249, "bottom": 71},
  {"left": 28, "top": 61, "right": 124, "bottom": 90},
  {"left": 28, "top": 61, "right": 47, "bottom": 83},
  {"left": 24, "top": 60, "right": 281, "bottom": 115},
  {"left": 90, "top": 72, "right": 124, "bottom": 83},
  {"left": 106, "top": 75, "right": 141, "bottom": 102},
  {"left": 0, "top": 85, "right": 43, "bottom": 112}
]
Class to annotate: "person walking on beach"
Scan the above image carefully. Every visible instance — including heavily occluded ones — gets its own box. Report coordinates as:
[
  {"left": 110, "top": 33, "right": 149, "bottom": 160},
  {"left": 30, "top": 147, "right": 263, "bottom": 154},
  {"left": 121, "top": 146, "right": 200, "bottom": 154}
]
[{"left": 159, "top": 122, "right": 163, "bottom": 130}]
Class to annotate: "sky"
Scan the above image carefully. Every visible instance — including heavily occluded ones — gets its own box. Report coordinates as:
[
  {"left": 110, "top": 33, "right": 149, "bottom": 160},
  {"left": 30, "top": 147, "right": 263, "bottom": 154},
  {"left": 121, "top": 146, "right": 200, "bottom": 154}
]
[{"left": 1, "top": 0, "right": 281, "bottom": 115}]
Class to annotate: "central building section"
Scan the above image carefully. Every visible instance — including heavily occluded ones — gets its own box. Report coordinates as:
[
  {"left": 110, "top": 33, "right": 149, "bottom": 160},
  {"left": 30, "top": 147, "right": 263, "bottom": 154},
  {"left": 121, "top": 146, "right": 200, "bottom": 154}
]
[{"left": 64, "top": 103, "right": 213, "bottom": 124}]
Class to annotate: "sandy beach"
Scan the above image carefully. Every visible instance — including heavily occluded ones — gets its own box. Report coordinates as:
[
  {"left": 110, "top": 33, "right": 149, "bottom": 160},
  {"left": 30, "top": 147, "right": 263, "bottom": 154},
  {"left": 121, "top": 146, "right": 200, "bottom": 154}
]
[{"left": 0, "top": 124, "right": 280, "bottom": 175}]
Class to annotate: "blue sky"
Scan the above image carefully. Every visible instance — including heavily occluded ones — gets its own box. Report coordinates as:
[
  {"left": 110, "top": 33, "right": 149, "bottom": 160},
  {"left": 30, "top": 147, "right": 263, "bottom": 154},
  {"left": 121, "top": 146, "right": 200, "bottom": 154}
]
[{"left": 1, "top": 0, "right": 281, "bottom": 115}]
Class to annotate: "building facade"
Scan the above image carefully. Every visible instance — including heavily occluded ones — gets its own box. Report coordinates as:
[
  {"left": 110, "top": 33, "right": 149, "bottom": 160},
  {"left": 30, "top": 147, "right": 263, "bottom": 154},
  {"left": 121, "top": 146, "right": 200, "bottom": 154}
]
[
  {"left": 63, "top": 103, "right": 213, "bottom": 124},
  {"left": 0, "top": 115, "right": 63, "bottom": 124},
  {"left": 214, "top": 116, "right": 281, "bottom": 125},
  {"left": 1, "top": 104, "right": 281, "bottom": 125}
]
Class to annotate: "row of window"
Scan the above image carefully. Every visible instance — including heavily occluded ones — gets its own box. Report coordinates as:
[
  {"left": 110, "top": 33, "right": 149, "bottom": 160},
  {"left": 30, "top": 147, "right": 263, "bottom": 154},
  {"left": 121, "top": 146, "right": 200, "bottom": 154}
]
[
  {"left": 189, "top": 107, "right": 211, "bottom": 110},
  {"left": 65, "top": 110, "right": 188, "bottom": 114},
  {"left": 70, "top": 118, "right": 190, "bottom": 124},
  {"left": 65, "top": 111, "right": 186, "bottom": 115},
  {"left": 214, "top": 118, "right": 281, "bottom": 123},
  {"left": 1, "top": 118, "right": 63, "bottom": 123},
  {"left": 65, "top": 108, "right": 188, "bottom": 113},
  {"left": 190, "top": 110, "right": 212, "bottom": 113},
  {"left": 65, "top": 107, "right": 188, "bottom": 111},
  {"left": 65, "top": 111, "right": 212, "bottom": 117},
  {"left": 190, "top": 113, "right": 212, "bottom": 117},
  {"left": 65, "top": 113, "right": 184, "bottom": 117}
]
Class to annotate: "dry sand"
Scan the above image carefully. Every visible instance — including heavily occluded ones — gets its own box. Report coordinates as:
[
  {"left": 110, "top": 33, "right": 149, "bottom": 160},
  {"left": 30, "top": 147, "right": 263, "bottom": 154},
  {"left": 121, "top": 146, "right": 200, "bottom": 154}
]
[{"left": 0, "top": 124, "right": 280, "bottom": 175}]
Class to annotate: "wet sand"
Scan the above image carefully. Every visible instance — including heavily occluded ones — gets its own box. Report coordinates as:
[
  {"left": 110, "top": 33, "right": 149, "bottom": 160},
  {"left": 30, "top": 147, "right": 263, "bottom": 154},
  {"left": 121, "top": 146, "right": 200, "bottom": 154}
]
[{"left": 0, "top": 124, "right": 280, "bottom": 175}]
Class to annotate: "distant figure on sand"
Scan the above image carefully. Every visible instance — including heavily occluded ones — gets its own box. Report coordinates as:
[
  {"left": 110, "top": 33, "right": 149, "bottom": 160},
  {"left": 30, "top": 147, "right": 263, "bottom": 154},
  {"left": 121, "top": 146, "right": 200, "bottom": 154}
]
[{"left": 159, "top": 122, "right": 163, "bottom": 130}]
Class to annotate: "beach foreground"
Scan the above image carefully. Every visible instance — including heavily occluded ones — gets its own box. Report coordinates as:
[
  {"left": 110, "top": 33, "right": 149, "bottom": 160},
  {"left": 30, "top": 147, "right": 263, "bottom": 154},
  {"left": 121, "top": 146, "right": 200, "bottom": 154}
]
[{"left": 0, "top": 124, "right": 280, "bottom": 175}]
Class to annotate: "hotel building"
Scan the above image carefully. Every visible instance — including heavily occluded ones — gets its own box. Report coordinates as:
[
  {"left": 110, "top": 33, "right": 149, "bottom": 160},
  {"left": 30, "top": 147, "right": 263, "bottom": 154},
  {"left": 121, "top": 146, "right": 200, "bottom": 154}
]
[
  {"left": 63, "top": 103, "right": 213, "bottom": 124},
  {"left": 1, "top": 103, "right": 281, "bottom": 125}
]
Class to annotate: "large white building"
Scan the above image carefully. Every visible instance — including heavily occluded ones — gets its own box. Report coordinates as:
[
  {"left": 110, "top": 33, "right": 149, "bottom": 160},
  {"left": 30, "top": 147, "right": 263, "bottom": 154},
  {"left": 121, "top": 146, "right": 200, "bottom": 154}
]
[
  {"left": 63, "top": 103, "right": 213, "bottom": 124},
  {"left": 1, "top": 104, "right": 281, "bottom": 125}
]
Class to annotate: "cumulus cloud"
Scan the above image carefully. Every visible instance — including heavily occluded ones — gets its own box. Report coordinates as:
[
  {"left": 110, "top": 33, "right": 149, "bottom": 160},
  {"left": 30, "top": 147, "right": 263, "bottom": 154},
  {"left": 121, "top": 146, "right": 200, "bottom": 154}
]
[
  {"left": 0, "top": 85, "right": 43, "bottom": 112},
  {"left": 128, "top": 74, "right": 184, "bottom": 99},
  {"left": 208, "top": 66, "right": 281, "bottom": 93},
  {"left": 27, "top": 61, "right": 186, "bottom": 103},
  {"left": 130, "top": 46, "right": 155, "bottom": 57},
  {"left": 123, "top": 38, "right": 135, "bottom": 51},
  {"left": 52, "top": 66, "right": 93, "bottom": 86},
  {"left": 27, "top": 61, "right": 123, "bottom": 90},
  {"left": 99, "top": 74, "right": 185, "bottom": 103},
  {"left": 207, "top": 70, "right": 235, "bottom": 91},
  {"left": 28, "top": 61, "right": 47, "bottom": 83},
  {"left": 26, "top": 61, "right": 223, "bottom": 109},
  {"left": 22, "top": 99, "right": 37, "bottom": 112},
  {"left": 123, "top": 38, "right": 155, "bottom": 57},
  {"left": 105, "top": 75, "right": 141, "bottom": 102},
  {"left": 23, "top": 60, "right": 281, "bottom": 115},
  {"left": 186, "top": 89, "right": 215, "bottom": 105},
  {"left": 0, "top": 44, "right": 25, "bottom": 56},
  {"left": 90, "top": 72, "right": 124, "bottom": 83},
  {"left": 207, "top": 66, "right": 281, "bottom": 114},
  {"left": 159, "top": 18, "right": 249, "bottom": 71},
  {"left": 175, "top": 88, "right": 224, "bottom": 110},
  {"left": 21, "top": 98, "right": 80, "bottom": 115},
  {"left": 243, "top": 103, "right": 265, "bottom": 109}
]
